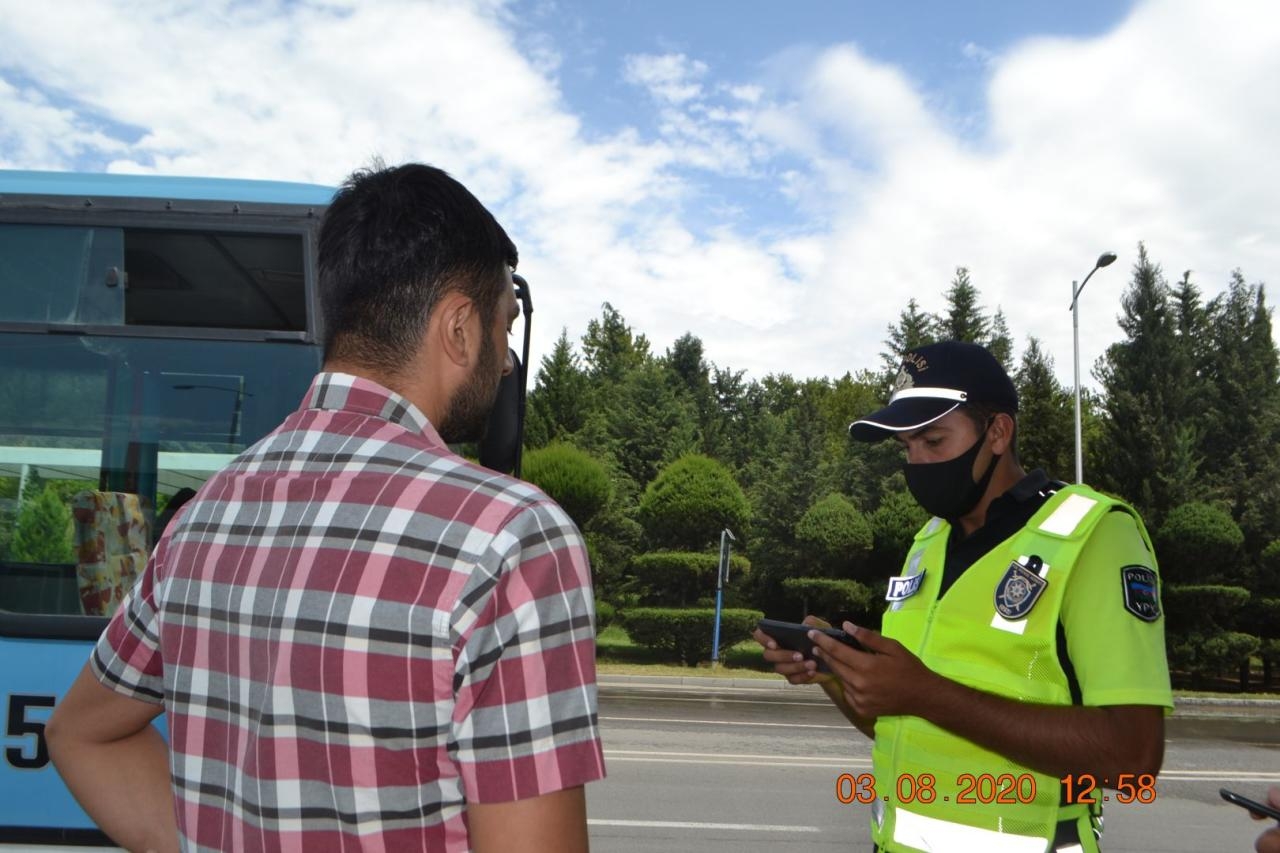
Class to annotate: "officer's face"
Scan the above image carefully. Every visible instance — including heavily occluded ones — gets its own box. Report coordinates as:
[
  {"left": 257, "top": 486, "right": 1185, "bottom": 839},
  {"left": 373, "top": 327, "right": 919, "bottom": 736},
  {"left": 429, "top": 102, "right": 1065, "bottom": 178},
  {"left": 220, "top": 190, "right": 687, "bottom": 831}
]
[{"left": 895, "top": 409, "right": 985, "bottom": 466}]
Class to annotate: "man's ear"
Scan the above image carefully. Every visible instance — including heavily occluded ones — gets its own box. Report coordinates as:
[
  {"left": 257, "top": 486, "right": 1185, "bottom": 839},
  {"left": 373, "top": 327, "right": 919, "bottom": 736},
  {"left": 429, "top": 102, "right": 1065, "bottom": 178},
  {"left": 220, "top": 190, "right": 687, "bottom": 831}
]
[
  {"left": 433, "top": 291, "right": 478, "bottom": 368},
  {"left": 989, "top": 412, "right": 1016, "bottom": 455}
]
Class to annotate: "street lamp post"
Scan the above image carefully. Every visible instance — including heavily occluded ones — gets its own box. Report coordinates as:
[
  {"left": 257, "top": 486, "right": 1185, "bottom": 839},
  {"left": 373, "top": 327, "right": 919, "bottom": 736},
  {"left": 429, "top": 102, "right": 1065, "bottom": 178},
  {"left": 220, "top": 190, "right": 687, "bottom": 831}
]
[{"left": 1069, "top": 251, "right": 1118, "bottom": 484}]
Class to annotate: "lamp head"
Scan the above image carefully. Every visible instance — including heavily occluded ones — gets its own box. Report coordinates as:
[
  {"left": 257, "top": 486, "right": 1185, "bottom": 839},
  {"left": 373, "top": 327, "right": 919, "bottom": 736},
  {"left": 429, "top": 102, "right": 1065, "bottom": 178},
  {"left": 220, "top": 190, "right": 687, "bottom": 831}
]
[{"left": 1096, "top": 252, "right": 1117, "bottom": 269}]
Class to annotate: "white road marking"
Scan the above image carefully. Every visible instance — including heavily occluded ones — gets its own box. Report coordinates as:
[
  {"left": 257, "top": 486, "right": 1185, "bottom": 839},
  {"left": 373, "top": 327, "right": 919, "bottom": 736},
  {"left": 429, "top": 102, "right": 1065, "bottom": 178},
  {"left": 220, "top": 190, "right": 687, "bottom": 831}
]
[
  {"left": 588, "top": 819, "right": 821, "bottom": 833},
  {"left": 602, "top": 713, "right": 850, "bottom": 729}
]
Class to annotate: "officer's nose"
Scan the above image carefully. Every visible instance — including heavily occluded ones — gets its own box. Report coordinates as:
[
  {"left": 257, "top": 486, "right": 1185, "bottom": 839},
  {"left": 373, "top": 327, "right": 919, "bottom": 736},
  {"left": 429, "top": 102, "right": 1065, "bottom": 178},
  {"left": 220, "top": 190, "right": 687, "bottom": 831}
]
[{"left": 502, "top": 348, "right": 515, "bottom": 377}]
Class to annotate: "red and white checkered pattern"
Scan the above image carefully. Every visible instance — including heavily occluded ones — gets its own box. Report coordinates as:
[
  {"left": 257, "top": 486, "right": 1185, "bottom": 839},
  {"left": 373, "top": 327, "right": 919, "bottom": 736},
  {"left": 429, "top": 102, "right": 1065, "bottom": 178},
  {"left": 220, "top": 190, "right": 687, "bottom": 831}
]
[{"left": 92, "top": 372, "right": 605, "bottom": 851}]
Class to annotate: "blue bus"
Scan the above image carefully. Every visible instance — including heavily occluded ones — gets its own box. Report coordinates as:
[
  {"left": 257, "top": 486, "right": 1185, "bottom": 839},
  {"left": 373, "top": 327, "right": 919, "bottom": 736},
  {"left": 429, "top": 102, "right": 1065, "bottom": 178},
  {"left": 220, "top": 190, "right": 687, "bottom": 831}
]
[{"left": 0, "top": 170, "right": 530, "bottom": 846}]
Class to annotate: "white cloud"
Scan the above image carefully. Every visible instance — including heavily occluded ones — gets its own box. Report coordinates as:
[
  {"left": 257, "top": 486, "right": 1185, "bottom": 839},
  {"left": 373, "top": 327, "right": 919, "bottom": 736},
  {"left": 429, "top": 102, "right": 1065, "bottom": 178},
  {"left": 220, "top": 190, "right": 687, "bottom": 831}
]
[
  {"left": 0, "top": 0, "right": 1276, "bottom": 393},
  {"left": 622, "top": 52, "right": 708, "bottom": 105}
]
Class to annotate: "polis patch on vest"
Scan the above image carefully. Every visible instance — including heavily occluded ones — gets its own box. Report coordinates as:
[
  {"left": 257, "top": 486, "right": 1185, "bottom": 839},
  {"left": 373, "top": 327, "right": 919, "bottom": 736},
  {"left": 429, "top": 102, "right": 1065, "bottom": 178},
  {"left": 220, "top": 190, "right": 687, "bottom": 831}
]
[
  {"left": 886, "top": 570, "right": 925, "bottom": 602},
  {"left": 1122, "top": 565, "right": 1161, "bottom": 621},
  {"left": 994, "top": 560, "right": 1048, "bottom": 619}
]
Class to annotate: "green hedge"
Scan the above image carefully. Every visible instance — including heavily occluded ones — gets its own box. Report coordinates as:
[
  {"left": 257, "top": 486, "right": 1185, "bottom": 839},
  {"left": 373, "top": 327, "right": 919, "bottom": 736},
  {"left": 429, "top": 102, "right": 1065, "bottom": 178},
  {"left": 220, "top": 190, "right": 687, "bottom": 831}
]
[
  {"left": 631, "top": 550, "right": 751, "bottom": 607},
  {"left": 620, "top": 607, "right": 764, "bottom": 665},
  {"left": 780, "top": 577, "right": 875, "bottom": 621},
  {"left": 1162, "top": 584, "right": 1250, "bottom": 634}
]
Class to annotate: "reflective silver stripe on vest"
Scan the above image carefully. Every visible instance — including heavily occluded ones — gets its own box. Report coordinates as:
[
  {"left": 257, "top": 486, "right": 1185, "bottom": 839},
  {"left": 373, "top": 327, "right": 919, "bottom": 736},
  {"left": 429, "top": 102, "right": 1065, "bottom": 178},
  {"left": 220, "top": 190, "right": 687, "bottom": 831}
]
[
  {"left": 893, "top": 807, "right": 1048, "bottom": 853},
  {"left": 1038, "top": 493, "right": 1098, "bottom": 537}
]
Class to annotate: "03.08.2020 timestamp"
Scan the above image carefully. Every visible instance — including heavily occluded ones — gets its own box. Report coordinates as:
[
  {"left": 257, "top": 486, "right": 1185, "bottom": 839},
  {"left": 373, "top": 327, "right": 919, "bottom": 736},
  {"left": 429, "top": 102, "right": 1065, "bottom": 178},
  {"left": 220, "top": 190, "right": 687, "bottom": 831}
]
[{"left": 835, "top": 772, "right": 1158, "bottom": 805}]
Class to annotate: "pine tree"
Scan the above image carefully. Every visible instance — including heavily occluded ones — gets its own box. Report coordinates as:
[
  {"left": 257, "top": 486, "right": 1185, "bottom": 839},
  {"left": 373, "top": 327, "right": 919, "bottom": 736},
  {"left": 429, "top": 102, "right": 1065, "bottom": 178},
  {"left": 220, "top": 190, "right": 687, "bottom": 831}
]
[
  {"left": 525, "top": 328, "right": 591, "bottom": 448},
  {"left": 987, "top": 309, "right": 1014, "bottom": 374},
  {"left": 939, "top": 267, "right": 989, "bottom": 343},
  {"left": 1095, "top": 244, "right": 1203, "bottom": 522},
  {"left": 581, "top": 302, "right": 650, "bottom": 383},
  {"left": 881, "top": 298, "right": 937, "bottom": 382},
  {"left": 1014, "top": 337, "right": 1074, "bottom": 477},
  {"left": 1202, "top": 273, "right": 1280, "bottom": 554}
]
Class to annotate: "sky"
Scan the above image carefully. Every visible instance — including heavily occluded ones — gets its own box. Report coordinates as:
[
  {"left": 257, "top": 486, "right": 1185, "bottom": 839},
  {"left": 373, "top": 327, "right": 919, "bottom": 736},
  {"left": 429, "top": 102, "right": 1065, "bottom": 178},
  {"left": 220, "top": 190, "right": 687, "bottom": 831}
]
[{"left": 2, "top": 0, "right": 1277, "bottom": 389}]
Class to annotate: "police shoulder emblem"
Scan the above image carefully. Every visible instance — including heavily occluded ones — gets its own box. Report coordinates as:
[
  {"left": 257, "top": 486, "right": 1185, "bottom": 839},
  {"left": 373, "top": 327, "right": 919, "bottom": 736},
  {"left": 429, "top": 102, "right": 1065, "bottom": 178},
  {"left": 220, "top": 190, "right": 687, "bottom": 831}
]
[
  {"left": 1121, "top": 565, "right": 1160, "bottom": 622},
  {"left": 994, "top": 559, "right": 1048, "bottom": 620}
]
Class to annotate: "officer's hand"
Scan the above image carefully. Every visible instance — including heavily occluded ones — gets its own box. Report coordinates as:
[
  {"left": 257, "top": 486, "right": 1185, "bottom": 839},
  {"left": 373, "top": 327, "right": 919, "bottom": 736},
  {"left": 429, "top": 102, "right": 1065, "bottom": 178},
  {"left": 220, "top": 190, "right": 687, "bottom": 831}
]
[
  {"left": 1255, "top": 787, "right": 1280, "bottom": 853},
  {"left": 810, "top": 622, "right": 934, "bottom": 718},
  {"left": 754, "top": 615, "right": 834, "bottom": 686}
]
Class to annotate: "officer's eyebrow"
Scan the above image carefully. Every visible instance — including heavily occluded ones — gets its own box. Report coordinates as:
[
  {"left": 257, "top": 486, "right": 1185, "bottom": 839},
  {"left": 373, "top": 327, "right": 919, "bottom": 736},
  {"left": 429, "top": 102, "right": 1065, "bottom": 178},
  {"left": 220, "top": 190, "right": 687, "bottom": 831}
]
[{"left": 900, "top": 423, "right": 947, "bottom": 443}]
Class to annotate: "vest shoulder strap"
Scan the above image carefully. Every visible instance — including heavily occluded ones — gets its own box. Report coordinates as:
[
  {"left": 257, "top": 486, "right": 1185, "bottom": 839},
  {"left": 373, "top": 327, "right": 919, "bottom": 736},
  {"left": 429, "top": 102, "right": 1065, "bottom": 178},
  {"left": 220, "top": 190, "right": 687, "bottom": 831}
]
[
  {"left": 911, "top": 515, "right": 948, "bottom": 544},
  {"left": 1033, "top": 483, "right": 1135, "bottom": 541}
]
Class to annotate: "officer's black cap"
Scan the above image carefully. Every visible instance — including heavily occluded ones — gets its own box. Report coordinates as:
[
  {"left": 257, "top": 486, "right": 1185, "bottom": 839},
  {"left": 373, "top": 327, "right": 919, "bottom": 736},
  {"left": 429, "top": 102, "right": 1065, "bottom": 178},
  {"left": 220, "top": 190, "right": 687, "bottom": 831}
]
[{"left": 849, "top": 340, "right": 1019, "bottom": 442}]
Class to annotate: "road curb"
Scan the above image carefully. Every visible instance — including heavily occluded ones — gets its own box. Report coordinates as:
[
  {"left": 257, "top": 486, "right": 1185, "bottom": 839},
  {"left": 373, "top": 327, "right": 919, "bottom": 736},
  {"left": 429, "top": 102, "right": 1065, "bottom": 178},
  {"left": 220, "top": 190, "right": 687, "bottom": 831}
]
[{"left": 598, "top": 674, "right": 1280, "bottom": 714}]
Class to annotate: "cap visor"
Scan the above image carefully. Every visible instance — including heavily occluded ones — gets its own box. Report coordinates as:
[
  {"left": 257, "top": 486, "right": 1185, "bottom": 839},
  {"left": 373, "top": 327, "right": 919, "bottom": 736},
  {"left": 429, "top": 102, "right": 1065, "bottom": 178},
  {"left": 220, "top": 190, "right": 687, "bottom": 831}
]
[{"left": 848, "top": 398, "right": 961, "bottom": 442}]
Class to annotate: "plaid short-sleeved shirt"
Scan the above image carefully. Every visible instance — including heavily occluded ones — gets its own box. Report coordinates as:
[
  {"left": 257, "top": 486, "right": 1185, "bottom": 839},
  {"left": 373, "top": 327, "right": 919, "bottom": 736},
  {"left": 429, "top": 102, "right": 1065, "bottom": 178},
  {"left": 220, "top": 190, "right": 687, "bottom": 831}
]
[{"left": 92, "top": 372, "right": 606, "bottom": 851}]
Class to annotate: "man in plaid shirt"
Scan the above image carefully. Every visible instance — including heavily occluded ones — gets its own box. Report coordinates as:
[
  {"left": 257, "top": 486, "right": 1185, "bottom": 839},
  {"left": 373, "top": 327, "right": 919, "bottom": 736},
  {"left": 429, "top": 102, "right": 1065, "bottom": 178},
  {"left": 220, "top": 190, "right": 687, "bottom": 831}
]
[{"left": 47, "top": 163, "right": 606, "bottom": 852}]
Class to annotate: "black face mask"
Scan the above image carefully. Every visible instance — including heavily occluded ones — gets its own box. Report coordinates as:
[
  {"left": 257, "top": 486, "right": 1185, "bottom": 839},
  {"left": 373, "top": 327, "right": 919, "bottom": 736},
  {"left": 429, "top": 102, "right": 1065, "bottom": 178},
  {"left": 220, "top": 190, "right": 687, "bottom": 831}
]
[{"left": 903, "top": 426, "right": 1000, "bottom": 520}]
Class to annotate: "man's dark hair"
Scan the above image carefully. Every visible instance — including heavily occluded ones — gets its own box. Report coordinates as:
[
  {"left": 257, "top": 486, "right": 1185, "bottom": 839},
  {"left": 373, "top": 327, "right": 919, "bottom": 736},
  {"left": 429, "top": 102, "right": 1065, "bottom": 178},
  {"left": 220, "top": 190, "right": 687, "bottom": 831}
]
[
  {"left": 963, "top": 402, "right": 1020, "bottom": 462},
  {"left": 318, "top": 162, "right": 518, "bottom": 372}
]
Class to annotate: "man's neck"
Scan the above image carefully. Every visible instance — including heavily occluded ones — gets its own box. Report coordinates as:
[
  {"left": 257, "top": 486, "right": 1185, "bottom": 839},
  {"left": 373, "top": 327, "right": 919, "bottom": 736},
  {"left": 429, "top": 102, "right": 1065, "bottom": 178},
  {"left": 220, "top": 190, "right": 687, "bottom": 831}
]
[
  {"left": 321, "top": 359, "right": 445, "bottom": 427},
  {"left": 953, "top": 459, "right": 1028, "bottom": 538}
]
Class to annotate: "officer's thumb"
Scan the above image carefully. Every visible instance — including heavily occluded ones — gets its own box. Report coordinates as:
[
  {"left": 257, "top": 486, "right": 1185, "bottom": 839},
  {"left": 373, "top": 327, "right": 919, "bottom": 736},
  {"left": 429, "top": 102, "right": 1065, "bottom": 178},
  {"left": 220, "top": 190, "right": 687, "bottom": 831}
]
[{"left": 843, "top": 622, "right": 888, "bottom": 653}]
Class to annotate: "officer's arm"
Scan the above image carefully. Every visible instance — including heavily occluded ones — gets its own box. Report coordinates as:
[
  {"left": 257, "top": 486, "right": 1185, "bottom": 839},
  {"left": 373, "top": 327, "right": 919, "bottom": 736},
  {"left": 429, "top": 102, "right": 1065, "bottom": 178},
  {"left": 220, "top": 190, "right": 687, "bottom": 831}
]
[{"left": 812, "top": 627, "right": 1164, "bottom": 782}]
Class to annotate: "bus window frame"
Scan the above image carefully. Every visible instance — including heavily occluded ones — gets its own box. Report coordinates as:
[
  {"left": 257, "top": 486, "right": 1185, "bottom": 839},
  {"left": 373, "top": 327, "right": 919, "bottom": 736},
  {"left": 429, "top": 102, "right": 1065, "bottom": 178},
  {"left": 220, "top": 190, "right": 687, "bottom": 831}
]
[{"left": 0, "top": 192, "right": 326, "bottom": 345}]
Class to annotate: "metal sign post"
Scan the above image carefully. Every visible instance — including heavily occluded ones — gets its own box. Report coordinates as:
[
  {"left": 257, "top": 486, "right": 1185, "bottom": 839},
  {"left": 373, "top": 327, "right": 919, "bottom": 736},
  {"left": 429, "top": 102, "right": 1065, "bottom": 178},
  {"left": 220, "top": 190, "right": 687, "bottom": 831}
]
[{"left": 710, "top": 528, "right": 736, "bottom": 668}]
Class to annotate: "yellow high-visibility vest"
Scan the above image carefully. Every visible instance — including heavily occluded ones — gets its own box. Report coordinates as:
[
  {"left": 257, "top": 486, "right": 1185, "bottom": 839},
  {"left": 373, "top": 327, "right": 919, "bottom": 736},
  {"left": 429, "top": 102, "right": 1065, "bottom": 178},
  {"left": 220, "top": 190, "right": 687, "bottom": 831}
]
[{"left": 870, "top": 485, "right": 1152, "bottom": 853}]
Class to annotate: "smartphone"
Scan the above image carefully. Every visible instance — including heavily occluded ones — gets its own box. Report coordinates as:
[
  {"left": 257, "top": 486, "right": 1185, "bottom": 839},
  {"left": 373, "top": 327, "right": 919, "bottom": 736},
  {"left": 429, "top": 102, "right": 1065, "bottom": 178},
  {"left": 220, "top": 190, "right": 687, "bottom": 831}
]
[
  {"left": 757, "top": 618, "right": 866, "bottom": 671},
  {"left": 1220, "top": 788, "right": 1280, "bottom": 821}
]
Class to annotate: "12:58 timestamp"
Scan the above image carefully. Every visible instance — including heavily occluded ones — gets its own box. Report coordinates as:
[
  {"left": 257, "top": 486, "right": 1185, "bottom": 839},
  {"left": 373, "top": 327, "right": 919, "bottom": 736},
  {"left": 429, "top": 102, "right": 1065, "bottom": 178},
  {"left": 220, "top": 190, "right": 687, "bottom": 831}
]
[{"left": 1061, "top": 773, "right": 1157, "bottom": 804}]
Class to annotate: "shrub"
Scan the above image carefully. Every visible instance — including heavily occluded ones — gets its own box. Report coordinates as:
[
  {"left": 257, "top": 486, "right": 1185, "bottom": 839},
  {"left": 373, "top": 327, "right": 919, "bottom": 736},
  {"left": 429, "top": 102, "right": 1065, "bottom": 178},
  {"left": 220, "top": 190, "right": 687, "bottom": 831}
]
[
  {"left": 1238, "top": 597, "right": 1280, "bottom": 640},
  {"left": 1156, "top": 502, "right": 1245, "bottom": 585},
  {"left": 1258, "top": 540, "right": 1280, "bottom": 597},
  {"left": 780, "top": 577, "right": 875, "bottom": 623},
  {"left": 620, "top": 607, "right": 764, "bottom": 665},
  {"left": 869, "top": 487, "right": 929, "bottom": 574},
  {"left": 794, "top": 493, "right": 873, "bottom": 577},
  {"left": 630, "top": 550, "right": 751, "bottom": 607},
  {"left": 1161, "top": 584, "right": 1250, "bottom": 635},
  {"left": 1167, "top": 631, "right": 1260, "bottom": 681},
  {"left": 638, "top": 454, "right": 750, "bottom": 550},
  {"left": 583, "top": 508, "right": 644, "bottom": 600},
  {"left": 9, "top": 487, "right": 73, "bottom": 564},
  {"left": 522, "top": 442, "right": 612, "bottom": 528},
  {"left": 594, "top": 600, "right": 616, "bottom": 632}
]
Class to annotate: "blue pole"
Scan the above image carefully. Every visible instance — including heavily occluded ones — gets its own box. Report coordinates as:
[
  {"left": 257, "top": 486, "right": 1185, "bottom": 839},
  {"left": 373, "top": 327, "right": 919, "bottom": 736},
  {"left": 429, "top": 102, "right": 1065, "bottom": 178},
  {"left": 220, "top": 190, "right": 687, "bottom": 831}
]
[
  {"left": 711, "top": 529, "right": 731, "bottom": 665},
  {"left": 712, "top": 587, "right": 724, "bottom": 664}
]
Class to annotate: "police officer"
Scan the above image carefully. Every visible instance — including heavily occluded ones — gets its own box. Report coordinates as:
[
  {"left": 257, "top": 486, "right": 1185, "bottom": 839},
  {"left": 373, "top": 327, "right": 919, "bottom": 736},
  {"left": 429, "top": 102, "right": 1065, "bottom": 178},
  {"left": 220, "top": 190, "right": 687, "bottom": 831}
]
[{"left": 757, "top": 340, "right": 1172, "bottom": 853}]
